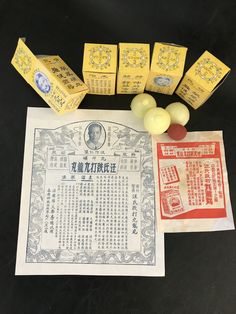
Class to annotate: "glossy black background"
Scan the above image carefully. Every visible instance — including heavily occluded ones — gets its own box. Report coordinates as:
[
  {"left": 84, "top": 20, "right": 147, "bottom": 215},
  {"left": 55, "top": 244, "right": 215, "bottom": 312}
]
[{"left": 0, "top": 0, "right": 235, "bottom": 313}]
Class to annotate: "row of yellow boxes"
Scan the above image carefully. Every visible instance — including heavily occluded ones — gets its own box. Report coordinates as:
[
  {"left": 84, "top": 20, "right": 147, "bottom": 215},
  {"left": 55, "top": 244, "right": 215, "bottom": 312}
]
[
  {"left": 83, "top": 42, "right": 185, "bottom": 96},
  {"left": 11, "top": 38, "right": 230, "bottom": 115},
  {"left": 83, "top": 42, "right": 230, "bottom": 107}
]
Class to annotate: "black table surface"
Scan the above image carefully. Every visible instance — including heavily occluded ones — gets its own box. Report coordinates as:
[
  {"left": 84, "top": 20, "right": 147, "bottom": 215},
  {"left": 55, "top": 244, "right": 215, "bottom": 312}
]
[{"left": 0, "top": 0, "right": 236, "bottom": 313}]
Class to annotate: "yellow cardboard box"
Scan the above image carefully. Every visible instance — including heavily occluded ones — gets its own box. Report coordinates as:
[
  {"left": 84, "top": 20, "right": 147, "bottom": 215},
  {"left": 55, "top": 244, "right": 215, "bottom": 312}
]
[
  {"left": 11, "top": 38, "right": 88, "bottom": 115},
  {"left": 117, "top": 43, "right": 150, "bottom": 94},
  {"left": 176, "top": 51, "right": 230, "bottom": 109},
  {"left": 82, "top": 43, "right": 117, "bottom": 95},
  {"left": 146, "top": 42, "right": 188, "bottom": 95}
]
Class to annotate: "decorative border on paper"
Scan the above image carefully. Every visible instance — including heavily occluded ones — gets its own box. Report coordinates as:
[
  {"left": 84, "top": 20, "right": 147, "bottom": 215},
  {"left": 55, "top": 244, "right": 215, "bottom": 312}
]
[{"left": 26, "top": 121, "right": 156, "bottom": 265}]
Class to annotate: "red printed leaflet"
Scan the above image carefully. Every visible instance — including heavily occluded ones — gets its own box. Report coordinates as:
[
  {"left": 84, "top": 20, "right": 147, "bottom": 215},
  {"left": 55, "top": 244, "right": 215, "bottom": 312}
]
[{"left": 157, "top": 141, "right": 226, "bottom": 219}]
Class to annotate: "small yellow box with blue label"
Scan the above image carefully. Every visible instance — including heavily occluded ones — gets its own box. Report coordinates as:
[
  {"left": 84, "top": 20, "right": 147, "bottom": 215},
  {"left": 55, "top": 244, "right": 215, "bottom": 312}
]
[
  {"left": 11, "top": 38, "right": 88, "bottom": 115},
  {"left": 146, "top": 42, "right": 188, "bottom": 95}
]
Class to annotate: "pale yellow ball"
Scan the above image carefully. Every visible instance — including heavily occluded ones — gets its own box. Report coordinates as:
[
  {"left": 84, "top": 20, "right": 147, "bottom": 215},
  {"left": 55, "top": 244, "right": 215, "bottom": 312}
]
[
  {"left": 144, "top": 107, "right": 171, "bottom": 135},
  {"left": 130, "top": 93, "right": 157, "bottom": 118},
  {"left": 165, "top": 102, "right": 190, "bottom": 126}
]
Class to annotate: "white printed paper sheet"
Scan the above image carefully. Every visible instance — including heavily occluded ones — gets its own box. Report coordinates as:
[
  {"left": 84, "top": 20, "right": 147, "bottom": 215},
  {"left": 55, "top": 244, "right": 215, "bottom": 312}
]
[
  {"left": 15, "top": 108, "right": 165, "bottom": 276},
  {"left": 152, "top": 131, "right": 235, "bottom": 233}
]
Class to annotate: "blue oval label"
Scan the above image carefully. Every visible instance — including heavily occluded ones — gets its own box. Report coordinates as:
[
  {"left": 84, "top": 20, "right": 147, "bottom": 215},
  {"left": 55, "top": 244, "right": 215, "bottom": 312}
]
[
  {"left": 154, "top": 76, "right": 173, "bottom": 87},
  {"left": 34, "top": 72, "right": 51, "bottom": 94}
]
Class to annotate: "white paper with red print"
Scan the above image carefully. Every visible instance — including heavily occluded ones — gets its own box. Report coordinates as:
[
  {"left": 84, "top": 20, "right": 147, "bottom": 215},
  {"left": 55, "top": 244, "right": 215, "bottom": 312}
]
[{"left": 152, "top": 131, "right": 235, "bottom": 232}]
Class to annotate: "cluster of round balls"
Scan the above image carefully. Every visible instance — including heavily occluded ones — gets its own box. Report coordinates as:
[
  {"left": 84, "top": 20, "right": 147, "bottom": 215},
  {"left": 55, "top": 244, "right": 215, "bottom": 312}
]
[{"left": 130, "top": 93, "right": 190, "bottom": 140}]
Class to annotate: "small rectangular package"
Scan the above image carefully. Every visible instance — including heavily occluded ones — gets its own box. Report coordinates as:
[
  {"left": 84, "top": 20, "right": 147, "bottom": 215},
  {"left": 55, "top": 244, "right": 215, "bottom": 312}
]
[
  {"left": 176, "top": 51, "right": 230, "bottom": 109},
  {"left": 82, "top": 43, "right": 117, "bottom": 95},
  {"left": 146, "top": 42, "right": 188, "bottom": 95},
  {"left": 11, "top": 38, "right": 88, "bottom": 115},
  {"left": 117, "top": 43, "right": 150, "bottom": 94}
]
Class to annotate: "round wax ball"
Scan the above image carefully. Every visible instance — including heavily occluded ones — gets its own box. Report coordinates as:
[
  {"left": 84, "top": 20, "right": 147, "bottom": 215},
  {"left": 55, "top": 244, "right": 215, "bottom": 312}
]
[
  {"left": 130, "top": 93, "right": 157, "bottom": 118},
  {"left": 144, "top": 108, "right": 171, "bottom": 135},
  {"left": 167, "top": 124, "right": 187, "bottom": 140},
  {"left": 165, "top": 102, "right": 190, "bottom": 126}
]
